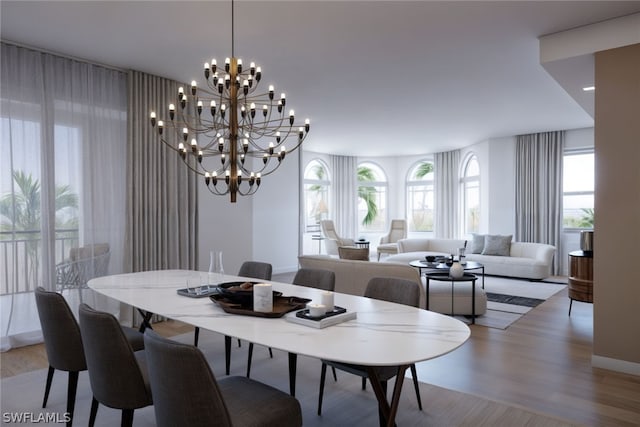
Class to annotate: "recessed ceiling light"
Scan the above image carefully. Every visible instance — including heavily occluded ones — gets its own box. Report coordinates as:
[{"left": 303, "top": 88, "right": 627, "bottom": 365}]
[{"left": 582, "top": 86, "right": 595, "bottom": 92}]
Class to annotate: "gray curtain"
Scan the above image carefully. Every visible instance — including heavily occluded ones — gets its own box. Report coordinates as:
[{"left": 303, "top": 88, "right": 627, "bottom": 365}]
[
  {"left": 330, "top": 155, "right": 358, "bottom": 239},
  {"left": 515, "top": 131, "right": 564, "bottom": 274},
  {"left": 434, "top": 149, "right": 461, "bottom": 238},
  {"left": 125, "top": 70, "right": 198, "bottom": 273}
]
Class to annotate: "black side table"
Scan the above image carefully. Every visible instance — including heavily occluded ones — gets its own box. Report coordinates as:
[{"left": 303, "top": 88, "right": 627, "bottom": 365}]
[
  {"left": 425, "top": 272, "right": 478, "bottom": 324},
  {"left": 354, "top": 240, "right": 370, "bottom": 249}
]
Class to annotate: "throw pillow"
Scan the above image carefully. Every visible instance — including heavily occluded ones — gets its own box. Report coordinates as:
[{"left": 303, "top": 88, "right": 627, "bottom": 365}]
[
  {"left": 482, "top": 234, "right": 512, "bottom": 256},
  {"left": 470, "top": 234, "right": 485, "bottom": 254}
]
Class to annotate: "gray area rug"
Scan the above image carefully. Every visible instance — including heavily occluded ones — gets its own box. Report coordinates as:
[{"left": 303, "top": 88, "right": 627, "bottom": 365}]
[{"left": 1, "top": 331, "right": 575, "bottom": 426}]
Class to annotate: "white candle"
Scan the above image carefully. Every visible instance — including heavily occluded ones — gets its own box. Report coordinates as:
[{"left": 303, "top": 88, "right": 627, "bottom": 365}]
[
  {"left": 320, "top": 291, "right": 335, "bottom": 313},
  {"left": 308, "top": 303, "right": 326, "bottom": 317},
  {"left": 253, "top": 283, "right": 273, "bottom": 313}
]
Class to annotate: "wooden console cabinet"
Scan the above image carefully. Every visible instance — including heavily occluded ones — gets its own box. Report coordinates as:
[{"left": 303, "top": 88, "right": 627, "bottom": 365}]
[{"left": 568, "top": 250, "right": 593, "bottom": 315}]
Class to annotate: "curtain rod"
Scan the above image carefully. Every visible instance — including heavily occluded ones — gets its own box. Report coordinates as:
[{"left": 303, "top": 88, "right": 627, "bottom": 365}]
[{"left": 1, "top": 39, "right": 126, "bottom": 73}]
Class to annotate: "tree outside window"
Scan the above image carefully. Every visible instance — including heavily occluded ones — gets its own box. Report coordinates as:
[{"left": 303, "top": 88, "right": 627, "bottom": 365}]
[
  {"left": 303, "top": 159, "right": 330, "bottom": 230},
  {"left": 357, "top": 162, "right": 387, "bottom": 232},
  {"left": 406, "top": 161, "right": 434, "bottom": 232}
]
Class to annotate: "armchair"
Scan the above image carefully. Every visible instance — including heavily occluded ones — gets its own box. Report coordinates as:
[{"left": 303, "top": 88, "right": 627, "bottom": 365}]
[
  {"left": 320, "top": 220, "right": 354, "bottom": 256},
  {"left": 376, "top": 219, "right": 407, "bottom": 260},
  {"left": 55, "top": 243, "right": 110, "bottom": 302}
]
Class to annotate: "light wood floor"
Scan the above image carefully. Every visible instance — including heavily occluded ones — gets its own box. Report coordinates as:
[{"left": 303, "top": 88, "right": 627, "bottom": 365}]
[{"left": 2, "top": 282, "right": 639, "bottom": 426}]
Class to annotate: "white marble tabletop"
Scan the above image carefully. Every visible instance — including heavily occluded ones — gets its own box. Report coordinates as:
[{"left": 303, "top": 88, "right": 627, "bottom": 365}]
[{"left": 88, "top": 269, "right": 470, "bottom": 366}]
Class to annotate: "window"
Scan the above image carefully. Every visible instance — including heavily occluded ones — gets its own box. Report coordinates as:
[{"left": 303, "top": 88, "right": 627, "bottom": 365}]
[
  {"left": 563, "top": 151, "right": 594, "bottom": 229},
  {"left": 303, "top": 159, "right": 330, "bottom": 231},
  {"left": 357, "top": 162, "right": 387, "bottom": 233},
  {"left": 461, "top": 155, "right": 480, "bottom": 235},
  {"left": 406, "top": 160, "right": 434, "bottom": 232}
]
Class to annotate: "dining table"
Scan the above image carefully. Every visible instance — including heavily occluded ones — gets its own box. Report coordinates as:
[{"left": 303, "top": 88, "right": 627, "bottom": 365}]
[{"left": 88, "top": 269, "right": 470, "bottom": 427}]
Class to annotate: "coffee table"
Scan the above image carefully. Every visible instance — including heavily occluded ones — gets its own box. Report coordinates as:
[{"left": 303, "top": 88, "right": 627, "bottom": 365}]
[{"left": 410, "top": 259, "right": 485, "bottom": 289}]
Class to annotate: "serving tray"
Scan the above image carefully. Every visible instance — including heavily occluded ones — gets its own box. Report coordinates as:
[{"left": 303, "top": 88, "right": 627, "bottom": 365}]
[{"left": 210, "top": 294, "right": 311, "bottom": 318}]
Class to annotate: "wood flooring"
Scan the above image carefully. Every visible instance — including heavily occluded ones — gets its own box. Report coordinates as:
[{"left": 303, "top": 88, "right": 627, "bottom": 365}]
[{"left": 2, "top": 279, "right": 639, "bottom": 426}]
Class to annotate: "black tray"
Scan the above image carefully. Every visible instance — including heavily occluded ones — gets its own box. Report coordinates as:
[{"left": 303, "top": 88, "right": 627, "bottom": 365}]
[
  {"left": 210, "top": 294, "right": 311, "bottom": 318},
  {"left": 296, "top": 306, "right": 347, "bottom": 321}
]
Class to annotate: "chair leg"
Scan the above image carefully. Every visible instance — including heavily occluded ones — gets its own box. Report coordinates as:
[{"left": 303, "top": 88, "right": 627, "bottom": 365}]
[
  {"left": 42, "top": 366, "right": 55, "bottom": 408},
  {"left": 568, "top": 299, "right": 573, "bottom": 316},
  {"left": 247, "top": 343, "right": 254, "bottom": 378},
  {"left": 318, "top": 363, "right": 328, "bottom": 415},
  {"left": 269, "top": 347, "right": 273, "bottom": 358},
  {"left": 66, "top": 371, "right": 79, "bottom": 426},
  {"left": 194, "top": 326, "right": 200, "bottom": 346},
  {"left": 89, "top": 397, "right": 99, "bottom": 427},
  {"left": 332, "top": 366, "right": 338, "bottom": 382},
  {"left": 237, "top": 338, "right": 242, "bottom": 347},
  {"left": 410, "top": 364, "right": 423, "bottom": 410},
  {"left": 362, "top": 377, "right": 367, "bottom": 390},
  {"left": 225, "top": 335, "right": 232, "bottom": 375},
  {"left": 121, "top": 408, "right": 134, "bottom": 427}
]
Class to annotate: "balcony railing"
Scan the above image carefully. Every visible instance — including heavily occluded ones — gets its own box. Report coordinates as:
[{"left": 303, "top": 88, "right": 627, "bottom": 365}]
[{"left": 0, "top": 229, "right": 79, "bottom": 295}]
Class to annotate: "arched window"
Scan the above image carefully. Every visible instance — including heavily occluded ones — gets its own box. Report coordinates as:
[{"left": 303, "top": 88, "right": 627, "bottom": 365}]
[
  {"left": 406, "top": 160, "right": 434, "bottom": 232},
  {"left": 461, "top": 155, "right": 480, "bottom": 235},
  {"left": 357, "top": 162, "right": 387, "bottom": 233},
  {"left": 303, "top": 159, "right": 330, "bottom": 230}
]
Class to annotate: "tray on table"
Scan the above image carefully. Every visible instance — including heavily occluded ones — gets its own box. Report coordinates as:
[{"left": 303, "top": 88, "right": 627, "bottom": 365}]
[{"left": 210, "top": 294, "right": 311, "bottom": 318}]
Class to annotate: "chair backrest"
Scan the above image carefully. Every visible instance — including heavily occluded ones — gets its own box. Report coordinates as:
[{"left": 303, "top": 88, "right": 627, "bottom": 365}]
[
  {"left": 320, "top": 220, "right": 340, "bottom": 240},
  {"left": 69, "top": 243, "right": 111, "bottom": 286},
  {"left": 365, "top": 277, "right": 420, "bottom": 308},
  {"left": 237, "top": 261, "right": 273, "bottom": 281},
  {"left": 143, "top": 330, "right": 233, "bottom": 427},
  {"left": 387, "top": 219, "right": 407, "bottom": 243},
  {"left": 292, "top": 268, "right": 335, "bottom": 291},
  {"left": 338, "top": 246, "right": 369, "bottom": 261},
  {"left": 34, "top": 287, "right": 86, "bottom": 372},
  {"left": 78, "top": 303, "right": 152, "bottom": 410}
]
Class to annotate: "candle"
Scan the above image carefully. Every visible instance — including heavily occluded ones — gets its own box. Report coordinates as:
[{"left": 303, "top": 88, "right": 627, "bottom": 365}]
[
  {"left": 308, "top": 303, "right": 326, "bottom": 317},
  {"left": 320, "top": 291, "right": 335, "bottom": 313},
  {"left": 253, "top": 283, "right": 273, "bottom": 313}
]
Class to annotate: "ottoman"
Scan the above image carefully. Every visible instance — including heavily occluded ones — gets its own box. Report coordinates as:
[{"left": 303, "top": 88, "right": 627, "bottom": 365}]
[{"left": 423, "top": 276, "right": 487, "bottom": 317}]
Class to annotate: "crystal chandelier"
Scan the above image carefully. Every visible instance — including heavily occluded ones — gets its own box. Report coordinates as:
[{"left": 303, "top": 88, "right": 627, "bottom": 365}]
[{"left": 149, "top": 0, "right": 310, "bottom": 202}]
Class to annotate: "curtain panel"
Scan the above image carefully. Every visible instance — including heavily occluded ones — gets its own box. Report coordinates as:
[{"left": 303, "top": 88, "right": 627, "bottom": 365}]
[
  {"left": 1, "top": 42, "right": 126, "bottom": 350},
  {"left": 434, "top": 149, "right": 461, "bottom": 238},
  {"left": 125, "top": 71, "right": 198, "bottom": 273},
  {"left": 515, "top": 131, "right": 564, "bottom": 274},
  {"left": 329, "top": 155, "right": 358, "bottom": 239}
]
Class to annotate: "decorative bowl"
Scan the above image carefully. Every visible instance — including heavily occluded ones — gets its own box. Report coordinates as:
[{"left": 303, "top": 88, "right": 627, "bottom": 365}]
[{"left": 425, "top": 255, "right": 436, "bottom": 263}]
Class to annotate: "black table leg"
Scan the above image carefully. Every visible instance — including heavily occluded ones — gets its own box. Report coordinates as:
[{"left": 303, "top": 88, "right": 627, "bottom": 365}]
[
  {"left": 425, "top": 277, "right": 430, "bottom": 310},
  {"left": 472, "top": 278, "right": 476, "bottom": 324},
  {"left": 288, "top": 352, "right": 297, "bottom": 396},
  {"left": 225, "top": 335, "right": 232, "bottom": 375},
  {"left": 136, "top": 309, "right": 153, "bottom": 333}
]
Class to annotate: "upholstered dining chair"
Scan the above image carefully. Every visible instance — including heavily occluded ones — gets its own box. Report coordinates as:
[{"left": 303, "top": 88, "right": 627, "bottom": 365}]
[
  {"left": 320, "top": 219, "right": 355, "bottom": 256},
  {"left": 377, "top": 219, "right": 407, "bottom": 260},
  {"left": 143, "top": 330, "right": 302, "bottom": 427},
  {"left": 78, "top": 303, "right": 152, "bottom": 427},
  {"left": 317, "top": 277, "right": 423, "bottom": 415},
  {"left": 246, "top": 267, "right": 337, "bottom": 378},
  {"left": 34, "top": 287, "right": 144, "bottom": 427}
]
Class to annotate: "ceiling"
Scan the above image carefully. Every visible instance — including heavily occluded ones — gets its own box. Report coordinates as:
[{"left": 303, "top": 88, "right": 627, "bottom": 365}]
[{"left": 2, "top": 1, "right": 640, "bottom": 156}]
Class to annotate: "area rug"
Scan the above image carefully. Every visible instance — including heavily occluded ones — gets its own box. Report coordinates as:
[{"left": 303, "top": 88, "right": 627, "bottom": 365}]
[
  {"left": 0, "top": 332, "right": 575, "bottom": 427},
  {"left": 469, "top": 276, "right": 566, "bottom": 329}
]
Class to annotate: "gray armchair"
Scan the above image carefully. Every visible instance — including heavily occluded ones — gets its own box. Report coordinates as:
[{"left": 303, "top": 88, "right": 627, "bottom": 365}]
[{"left": 320, "top": 220, "right": 355, "bottom": 256}]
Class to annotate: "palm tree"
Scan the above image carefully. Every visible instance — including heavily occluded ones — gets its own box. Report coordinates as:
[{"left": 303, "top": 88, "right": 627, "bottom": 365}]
[
  {"left": 0, "top": 170, "right": 78, "bottom": 285},
  {"left": 358, "top": 166, "right": 378, "bottom": 226},
  {"left": 579, "top": 208, "right": 594, "bottom": 228}
]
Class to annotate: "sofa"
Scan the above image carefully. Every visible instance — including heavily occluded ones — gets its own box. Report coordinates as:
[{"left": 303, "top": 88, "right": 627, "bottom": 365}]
[
  {"left": 385, "top": 237, "right": 556, "bottom": 280},
  {"left": 298, "top": 254, "right": 487, "bottom": 316}
]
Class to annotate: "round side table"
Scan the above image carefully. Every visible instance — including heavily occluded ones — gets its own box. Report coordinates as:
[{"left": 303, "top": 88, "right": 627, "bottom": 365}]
[
  {"left": 568, "top": 250, "right": 593, "bottom": 315},
  {"left": 425, "top": 272, "right": 478, "bottom": 324}
]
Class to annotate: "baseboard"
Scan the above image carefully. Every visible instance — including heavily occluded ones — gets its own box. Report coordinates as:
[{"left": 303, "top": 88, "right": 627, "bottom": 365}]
[{"left": 592, "top": 354, "right": 640, "bottom": 376}]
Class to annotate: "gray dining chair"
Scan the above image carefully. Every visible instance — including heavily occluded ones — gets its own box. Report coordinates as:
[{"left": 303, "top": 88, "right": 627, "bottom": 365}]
[
  {"left": 34, "top": 287, "right": 144, "bottom": 427},
  {"left": 317, "top": 277, "right": 423, "bottom": 415},
  {"left": 78, "top": 303, "right": 152, "bottom": 427},
  {"left": 246, "top": 267, "right": 336, "bottom": 378},
  {"left": 143, "top": 330, "right": 302, "bottom": 427}
]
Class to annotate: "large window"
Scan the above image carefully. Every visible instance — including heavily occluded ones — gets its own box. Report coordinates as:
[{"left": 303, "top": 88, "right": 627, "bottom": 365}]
[
  {"left": 406, "top": 160, "right": 434, "bottom": 232},
  {"left": 303, "top": 159, "right": 330, "bottom": 231},
  {"left": 563, "top": 151, "right": 594, "bottom": 229},
  {"left": 461, "top": 155, "right": 480, "bottom": 235},
  {"left": 357, "top": 162, "right": 387, "bottom": 233}
]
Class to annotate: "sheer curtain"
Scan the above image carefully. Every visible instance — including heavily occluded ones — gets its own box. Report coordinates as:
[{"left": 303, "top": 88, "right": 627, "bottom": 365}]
[
  {"left": 434, "top": 149, "right": 461, "bottom": 238},
  {"left": 1, "top": 43, "right": 126, "bottom": 351},
  {"left": 515, "top": 131, "right": 564, "bottom": 275},
  {"left": 329, "top": 155, "right": 358, "bottom": 239}
]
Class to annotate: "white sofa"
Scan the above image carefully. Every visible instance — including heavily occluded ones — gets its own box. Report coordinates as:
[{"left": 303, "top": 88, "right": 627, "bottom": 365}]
[{"left": 385, "top": 238, "right": 556, "bottom": 280}]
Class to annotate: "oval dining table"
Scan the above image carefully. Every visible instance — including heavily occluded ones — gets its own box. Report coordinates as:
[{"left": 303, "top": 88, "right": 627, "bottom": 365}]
[{"left": 89, "top": 269, "right": 470, "bottom": 427}]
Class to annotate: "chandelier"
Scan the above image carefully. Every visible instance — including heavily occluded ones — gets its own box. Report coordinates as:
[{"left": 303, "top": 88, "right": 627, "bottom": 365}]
[{"left": 149, "top": 0, "right": 310, "bottom": 202}]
